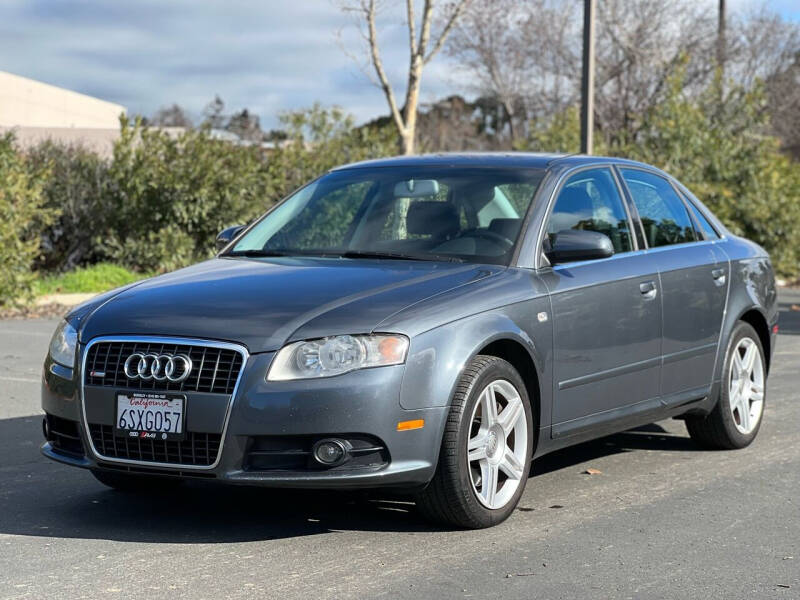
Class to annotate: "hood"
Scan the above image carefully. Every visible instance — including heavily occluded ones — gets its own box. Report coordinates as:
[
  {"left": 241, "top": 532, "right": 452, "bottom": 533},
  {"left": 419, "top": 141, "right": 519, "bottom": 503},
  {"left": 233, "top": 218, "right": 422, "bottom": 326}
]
[{"left": 79, "top": 257, "right": 500, "bottom": 352}]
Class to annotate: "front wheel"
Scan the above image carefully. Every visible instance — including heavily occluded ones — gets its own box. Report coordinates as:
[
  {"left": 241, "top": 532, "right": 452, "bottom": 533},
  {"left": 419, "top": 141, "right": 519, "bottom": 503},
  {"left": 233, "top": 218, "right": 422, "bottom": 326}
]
[
  {"left": 415, "top": 356, "right": 534, "bottom": 528},
  {"left": 686, "top": 321, "right": 766, "bottom": 449}
]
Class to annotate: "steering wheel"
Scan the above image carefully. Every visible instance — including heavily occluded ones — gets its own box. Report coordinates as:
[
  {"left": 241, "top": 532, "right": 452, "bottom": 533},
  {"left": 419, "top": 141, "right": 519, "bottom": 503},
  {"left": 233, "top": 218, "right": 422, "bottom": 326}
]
[{"left": 458, "top": 229, "right": 515, "bottom": 251}]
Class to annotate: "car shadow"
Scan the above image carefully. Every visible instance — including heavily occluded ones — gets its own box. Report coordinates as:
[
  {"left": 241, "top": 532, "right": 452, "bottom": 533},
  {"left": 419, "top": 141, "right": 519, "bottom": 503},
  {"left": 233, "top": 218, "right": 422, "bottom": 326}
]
[
  {"left": 531, "top": 422, "right": 699, "bottom": 476},
  {"left": 2, "top": 415, "right": 699, "bottom": 543},
  {"left": 777, "top": 298, "right": 800, "bottom": 335}
]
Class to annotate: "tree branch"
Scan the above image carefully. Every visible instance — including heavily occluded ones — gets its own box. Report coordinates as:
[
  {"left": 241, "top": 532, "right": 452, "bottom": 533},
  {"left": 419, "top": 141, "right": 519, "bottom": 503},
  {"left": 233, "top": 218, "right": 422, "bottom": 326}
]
[
  {"left": 364, "top": 0, "right": 406, "bottom": 134},
  {"left": 424, "top": 0, "right": 470, "bottom": 65},
  {"left": 406, "top": 0, "right": 417, "bottom": 56},
  {"left": 417, "top": 0, "right": 435, "bottom": 61}
]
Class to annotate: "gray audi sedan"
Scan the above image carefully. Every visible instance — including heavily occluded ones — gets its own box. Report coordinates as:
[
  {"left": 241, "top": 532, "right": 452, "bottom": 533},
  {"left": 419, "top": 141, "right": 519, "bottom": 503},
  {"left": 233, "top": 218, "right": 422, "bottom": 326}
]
[{"left": 41, "top": 153, "right": 777, "bottom": 528}]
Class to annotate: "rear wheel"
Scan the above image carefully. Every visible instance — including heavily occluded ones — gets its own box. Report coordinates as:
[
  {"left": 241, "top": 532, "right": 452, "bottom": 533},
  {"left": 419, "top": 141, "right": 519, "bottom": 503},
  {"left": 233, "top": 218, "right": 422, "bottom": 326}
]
[
  {"left": 416, "top": 355, "right": 533, "bottom": 528},
  {"left": 91, "top": 469, "right": 183, "bottom": 492},
  {"left": 686, "top": 321, "right": 766, "bottom": 449}
]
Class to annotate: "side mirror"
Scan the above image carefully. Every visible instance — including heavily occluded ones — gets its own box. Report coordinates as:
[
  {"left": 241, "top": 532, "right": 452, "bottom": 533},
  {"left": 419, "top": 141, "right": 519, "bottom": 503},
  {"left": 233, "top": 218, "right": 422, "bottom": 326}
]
[
  {"left": 216, "top": 225, "right": 245, "bottom": 252},
  {"left": 545, "top": 229, "right": 614, "bottom": 265}
]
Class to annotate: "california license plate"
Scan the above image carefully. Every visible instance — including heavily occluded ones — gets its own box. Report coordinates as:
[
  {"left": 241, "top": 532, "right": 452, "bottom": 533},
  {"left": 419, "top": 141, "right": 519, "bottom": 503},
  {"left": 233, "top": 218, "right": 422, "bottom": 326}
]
[{"left": 115, "top": 392, "right": 185, "bottom": 441}]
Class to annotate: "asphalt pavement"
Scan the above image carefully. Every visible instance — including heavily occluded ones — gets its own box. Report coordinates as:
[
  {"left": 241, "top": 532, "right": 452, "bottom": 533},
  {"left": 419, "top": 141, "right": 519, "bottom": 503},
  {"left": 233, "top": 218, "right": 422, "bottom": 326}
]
[{"left": 1, "top": 292, "right": 799, "bottom": 599}]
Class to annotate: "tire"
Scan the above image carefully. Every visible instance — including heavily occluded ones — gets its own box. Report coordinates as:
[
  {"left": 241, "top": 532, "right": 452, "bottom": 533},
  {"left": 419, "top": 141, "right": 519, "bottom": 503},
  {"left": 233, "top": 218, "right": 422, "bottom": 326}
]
[
  {"left": 686, "top": 321, "right": 766, "bottom": 449},
  {"left": 415, "top": 355, "right": 534, "bottom": 529},
  {"left": 91, "top": 469, "right": 183, "bottom": 492}
]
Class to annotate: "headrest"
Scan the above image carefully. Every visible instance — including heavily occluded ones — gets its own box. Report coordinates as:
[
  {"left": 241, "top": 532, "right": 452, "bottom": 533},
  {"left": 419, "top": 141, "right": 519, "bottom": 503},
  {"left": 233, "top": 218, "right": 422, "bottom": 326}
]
[
  {"left": 406, "top": 201, "right": 460, "bottom": 238},
  {"left": 488, "top": 218, "right": 522, "bottom": 241}
]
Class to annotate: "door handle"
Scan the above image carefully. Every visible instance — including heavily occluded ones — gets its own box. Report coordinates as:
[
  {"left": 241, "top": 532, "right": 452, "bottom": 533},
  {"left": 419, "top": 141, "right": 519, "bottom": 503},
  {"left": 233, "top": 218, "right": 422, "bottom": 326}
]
[
  {"left": 639, "top": 281, "right": 657, "bottom": 299},
  {"left": 712, "top": 268, "right": 726, "bottom": 286}
]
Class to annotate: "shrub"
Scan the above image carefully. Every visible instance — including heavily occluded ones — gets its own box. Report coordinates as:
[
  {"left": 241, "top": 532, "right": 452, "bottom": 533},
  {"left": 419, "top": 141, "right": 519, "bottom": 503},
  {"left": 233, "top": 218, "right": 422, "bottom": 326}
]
[
  {"left": 101, "top": 110, "right": 394, "bottom": 272},
  {"left": 25, "top": 141, "right": 112, "bottom": 272},
  {"left": 267, "top": 104, "right": 396, "bottom": 199},
  {"left": 0, "top": 134, "right": 56, "bottom": 307},
  {"left": 102, "top": 117, "right": 275, "bottom": 272},
  {"left": 618, "top": 76, "right": 800, "bottom": 278}
]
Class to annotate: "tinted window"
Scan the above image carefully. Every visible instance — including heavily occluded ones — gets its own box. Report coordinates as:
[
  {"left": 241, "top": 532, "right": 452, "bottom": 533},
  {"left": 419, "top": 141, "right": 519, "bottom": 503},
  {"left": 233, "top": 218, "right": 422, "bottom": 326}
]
[
  {"left": 620, "top": 169, "right": 696, "bottom": 247},
  {"left": 546, "top": 167, "right": 633, "bottom": 253},
  {"left": 684, "top": 196, "right": 720, "bottom": 240}
]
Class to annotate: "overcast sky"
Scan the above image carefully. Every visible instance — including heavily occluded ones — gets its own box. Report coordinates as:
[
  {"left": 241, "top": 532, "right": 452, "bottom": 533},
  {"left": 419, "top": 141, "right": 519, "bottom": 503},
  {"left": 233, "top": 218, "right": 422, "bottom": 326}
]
[{"left": 1, "top": 0, "right": 798, "bottom": 130}]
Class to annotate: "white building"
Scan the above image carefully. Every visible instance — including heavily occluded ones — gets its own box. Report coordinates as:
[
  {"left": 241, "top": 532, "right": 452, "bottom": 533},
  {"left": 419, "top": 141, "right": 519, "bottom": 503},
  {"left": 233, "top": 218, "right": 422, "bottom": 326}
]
[{"left": 0, "top": 71, "right": 126, "bottom": 156}]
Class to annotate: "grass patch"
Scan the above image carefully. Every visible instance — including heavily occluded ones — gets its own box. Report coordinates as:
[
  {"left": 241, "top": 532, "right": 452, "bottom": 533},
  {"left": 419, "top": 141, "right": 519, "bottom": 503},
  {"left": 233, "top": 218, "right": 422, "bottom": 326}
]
[{"left": 34, "top": 263, "right": 150, "bottom": 296}]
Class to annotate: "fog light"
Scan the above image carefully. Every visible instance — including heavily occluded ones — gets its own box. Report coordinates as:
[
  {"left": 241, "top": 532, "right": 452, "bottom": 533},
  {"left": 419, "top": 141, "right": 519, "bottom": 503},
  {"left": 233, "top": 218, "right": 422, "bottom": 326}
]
[{"left": 312, "top": 439, "right": 348, "bottom": 466}]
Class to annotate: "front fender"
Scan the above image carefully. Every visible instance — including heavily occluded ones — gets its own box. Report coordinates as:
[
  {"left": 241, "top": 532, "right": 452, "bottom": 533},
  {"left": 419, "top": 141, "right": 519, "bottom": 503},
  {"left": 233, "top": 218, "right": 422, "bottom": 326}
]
[{"left": 398, "top": 301, "right": 553, "bottom": 425}]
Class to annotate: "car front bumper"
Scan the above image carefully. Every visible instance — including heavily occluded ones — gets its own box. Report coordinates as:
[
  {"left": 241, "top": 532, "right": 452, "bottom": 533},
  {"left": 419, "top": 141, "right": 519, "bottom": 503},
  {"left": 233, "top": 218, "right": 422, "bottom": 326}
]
[{"left": 41, "top": 346, "right": 448, "bottom": 490}]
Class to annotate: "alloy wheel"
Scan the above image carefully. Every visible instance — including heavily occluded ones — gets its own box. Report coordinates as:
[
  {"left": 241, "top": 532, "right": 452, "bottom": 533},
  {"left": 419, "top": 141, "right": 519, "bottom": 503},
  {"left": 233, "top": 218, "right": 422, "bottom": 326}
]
[
  {"left": 729, "top": 336, "right": 765, "bottom": 435},
  {"left": 467, "top": 379, "right": 528, "bottom": 509}
]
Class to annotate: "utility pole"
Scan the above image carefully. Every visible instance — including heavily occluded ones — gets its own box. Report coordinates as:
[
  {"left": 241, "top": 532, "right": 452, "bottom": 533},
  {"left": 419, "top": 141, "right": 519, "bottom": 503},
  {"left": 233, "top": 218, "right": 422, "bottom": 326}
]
[
  {"left": 580, "top": 0, "right": 596, "bottom": 155},
  {"left": 717, "top": 0, "right": 726, "bottom": 75}
]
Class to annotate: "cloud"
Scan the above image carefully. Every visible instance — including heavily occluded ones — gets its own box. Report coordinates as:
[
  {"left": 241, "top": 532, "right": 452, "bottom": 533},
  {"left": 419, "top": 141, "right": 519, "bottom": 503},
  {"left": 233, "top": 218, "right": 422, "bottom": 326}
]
[
  {"left": 2, "top": 1, "right": 795, "bottom": 130},
  {"left": 0, "top": 0, "right": 465, "bottom": 129}
]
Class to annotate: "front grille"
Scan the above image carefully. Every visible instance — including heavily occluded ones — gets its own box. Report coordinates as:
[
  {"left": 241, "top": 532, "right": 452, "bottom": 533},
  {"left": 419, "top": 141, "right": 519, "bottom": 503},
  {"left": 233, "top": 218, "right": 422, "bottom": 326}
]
[
  {"left": 45, "top": 414, "right": 84, "bottom": 458},
  {"left": 89, "top": 423, "right": 221, "bottom": 466},
  {"left": 85, "top": 341, "right": 243, "bottom": 394}
]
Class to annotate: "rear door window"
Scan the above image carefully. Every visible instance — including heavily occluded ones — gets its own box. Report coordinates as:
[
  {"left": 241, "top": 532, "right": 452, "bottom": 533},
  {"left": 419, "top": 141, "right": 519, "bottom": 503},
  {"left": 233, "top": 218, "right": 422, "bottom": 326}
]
[{"left": 619, "top": 169, "right": 696, "bottom": 248}]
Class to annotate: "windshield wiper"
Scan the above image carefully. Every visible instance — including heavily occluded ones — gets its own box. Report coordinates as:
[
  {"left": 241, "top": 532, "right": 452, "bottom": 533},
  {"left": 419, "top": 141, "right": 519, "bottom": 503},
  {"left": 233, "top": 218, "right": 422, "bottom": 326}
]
[
  {"left": 340, "top": 250, "right": 463, "bottom": 263},
  {"left": 225, "top": 249, "right": 290, "bottom": 257},
  {"left": 227, "top": 248, "right": 464, "bottom": 263}
]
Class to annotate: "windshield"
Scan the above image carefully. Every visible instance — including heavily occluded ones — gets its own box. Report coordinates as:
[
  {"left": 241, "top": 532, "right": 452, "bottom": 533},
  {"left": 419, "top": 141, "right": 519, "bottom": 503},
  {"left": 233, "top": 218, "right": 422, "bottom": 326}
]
[{"left": 228, "top": 166, "right": 545, "bottom": 265}]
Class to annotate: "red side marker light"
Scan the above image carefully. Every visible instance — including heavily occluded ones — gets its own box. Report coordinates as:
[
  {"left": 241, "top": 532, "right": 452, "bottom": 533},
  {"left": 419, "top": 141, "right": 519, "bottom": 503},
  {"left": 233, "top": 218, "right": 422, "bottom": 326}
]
[{"left": 773, "top": 324, "right": 779, "bottom": 334}]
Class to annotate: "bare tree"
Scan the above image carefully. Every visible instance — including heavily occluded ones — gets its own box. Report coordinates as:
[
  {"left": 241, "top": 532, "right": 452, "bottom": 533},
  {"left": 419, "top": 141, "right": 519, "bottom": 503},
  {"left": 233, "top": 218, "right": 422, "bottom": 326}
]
[
  {"left": 150, "top": 104, "right": 193, "bottom": 128},
  {"left": 342, "top": 0, "right": 470, "bottom": 155},
  {"left": 727, "top": 5, "right": 800, "bottom": 90},
  {"left": 226, "top": 109, "right": 264, "bottom": 142},
  {"left": 766, "top": 53, "right": 800, "bottom": 158},
  {"left": 202, "top": 95, "right": 226, "bottom": 130},
  {"left": 592, "top": 0, "right": 717, "bottom": 137},
  {"left": 448, "top": 0, "right": 575, "bottom": 145},
  {"left": 448, "top": 0, "right": 799, "bottom": 151}
]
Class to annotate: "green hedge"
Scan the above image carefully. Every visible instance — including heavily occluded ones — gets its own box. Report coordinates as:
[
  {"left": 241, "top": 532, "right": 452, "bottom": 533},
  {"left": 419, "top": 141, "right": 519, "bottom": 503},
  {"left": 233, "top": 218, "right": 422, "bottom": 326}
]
[
  {"left": 18, "top": 107, "right": 395, "bottom": 277},
  {"left": 0, "top": 134, "right": 56, "bottom": 307},
  {"left": 2, "top": 88, "right": 797, "bottom": 310},
  {"left": 26, "top": 141, "right": 112, "bottom": 271}
]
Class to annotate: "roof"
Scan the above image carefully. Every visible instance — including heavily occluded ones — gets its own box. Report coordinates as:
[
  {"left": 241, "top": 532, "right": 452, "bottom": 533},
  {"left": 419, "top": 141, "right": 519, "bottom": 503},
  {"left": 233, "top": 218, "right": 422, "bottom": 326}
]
[
  {"left": 333, "top": 152, "right": 567, "bottom": 171},
  {"left": 332, "top": 152, "right": 653, "bottom": 172}
]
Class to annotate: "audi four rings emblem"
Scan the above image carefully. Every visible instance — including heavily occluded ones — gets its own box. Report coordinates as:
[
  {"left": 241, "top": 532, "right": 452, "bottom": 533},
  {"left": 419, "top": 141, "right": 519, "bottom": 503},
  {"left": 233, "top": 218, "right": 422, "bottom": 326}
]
[{"left": 123, "top": 353, "right": 193, "bottom": 382}]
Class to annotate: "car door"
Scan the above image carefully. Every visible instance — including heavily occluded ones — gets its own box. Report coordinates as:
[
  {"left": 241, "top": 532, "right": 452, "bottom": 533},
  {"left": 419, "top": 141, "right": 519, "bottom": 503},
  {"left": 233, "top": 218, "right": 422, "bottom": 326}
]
[
  {"left": 618, "top": 167, "right": 728, "bottom": 404},
  {"left": 540, "top": 166, "right": 663, "bottom": 438}
]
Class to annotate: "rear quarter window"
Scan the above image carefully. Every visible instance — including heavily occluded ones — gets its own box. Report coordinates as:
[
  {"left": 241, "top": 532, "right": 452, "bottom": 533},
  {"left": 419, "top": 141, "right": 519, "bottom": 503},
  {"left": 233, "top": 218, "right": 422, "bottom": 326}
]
[{"left": 683, "top": 195, "right": 720, "bottom": 240}]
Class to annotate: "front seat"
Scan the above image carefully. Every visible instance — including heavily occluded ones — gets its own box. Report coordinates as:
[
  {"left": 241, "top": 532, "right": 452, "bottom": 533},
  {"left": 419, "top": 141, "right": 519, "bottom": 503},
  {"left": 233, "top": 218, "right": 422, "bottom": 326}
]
[{"left": 406, "top": 201, "right": 460, "bottom": 241}]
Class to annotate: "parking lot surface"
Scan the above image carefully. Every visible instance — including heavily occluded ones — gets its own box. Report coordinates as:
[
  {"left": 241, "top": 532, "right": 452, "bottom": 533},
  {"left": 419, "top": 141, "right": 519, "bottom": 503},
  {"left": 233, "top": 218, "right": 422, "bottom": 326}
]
[{"left": 1, "top": 291, "right": 799, "bottom": 599}]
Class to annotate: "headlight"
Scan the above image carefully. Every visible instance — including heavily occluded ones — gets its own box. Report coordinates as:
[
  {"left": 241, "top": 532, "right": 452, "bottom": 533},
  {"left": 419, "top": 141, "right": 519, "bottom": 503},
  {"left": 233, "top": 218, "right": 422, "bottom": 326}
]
[
  {"left": 267, "top": 334, "right": 409, "bottom": 381},
  {"left": 49, "top": 320, "right": 78, "bottom": 368}
]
